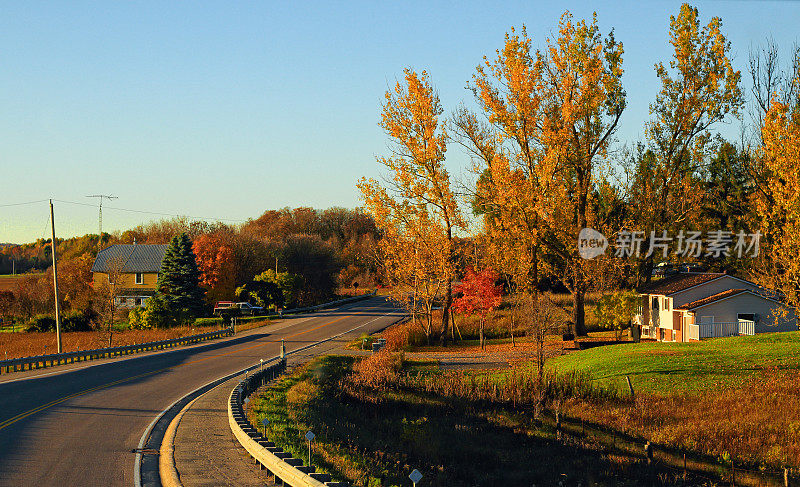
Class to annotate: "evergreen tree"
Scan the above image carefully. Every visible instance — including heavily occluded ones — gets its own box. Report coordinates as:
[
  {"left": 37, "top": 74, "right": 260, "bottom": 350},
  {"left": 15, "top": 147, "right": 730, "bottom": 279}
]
[{"left": 156, "top": 233, "right": 205, "bottom": 318}]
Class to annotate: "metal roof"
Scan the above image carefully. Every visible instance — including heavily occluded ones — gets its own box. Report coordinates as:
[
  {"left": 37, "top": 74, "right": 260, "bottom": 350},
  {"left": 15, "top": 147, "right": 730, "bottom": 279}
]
[{"left": 91, "top": 244, "right": 169, "bottom": 273}]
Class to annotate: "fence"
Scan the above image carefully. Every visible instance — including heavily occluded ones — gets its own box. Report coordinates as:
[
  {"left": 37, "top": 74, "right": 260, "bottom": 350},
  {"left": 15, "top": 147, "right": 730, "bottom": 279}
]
[
  {"left": 687, "top": 320, "right": 756, "bottom": 340},
  {"left": 0, "top": 327, "right": 233, "bottom": 375}
]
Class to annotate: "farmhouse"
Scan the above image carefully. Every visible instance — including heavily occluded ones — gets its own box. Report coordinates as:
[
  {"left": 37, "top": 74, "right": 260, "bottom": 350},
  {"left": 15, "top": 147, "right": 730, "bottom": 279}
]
[
  {"left": 634, "top": 272, "right": 797, "bottom": 342},
  {"left": 91, "top": 244, "right": 168, "bottom": 308}
]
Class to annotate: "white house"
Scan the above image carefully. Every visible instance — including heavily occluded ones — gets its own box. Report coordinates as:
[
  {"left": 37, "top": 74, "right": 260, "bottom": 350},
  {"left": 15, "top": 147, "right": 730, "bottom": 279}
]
[{"left": 634, "top": 272, "right": 797, "bottom": 342}]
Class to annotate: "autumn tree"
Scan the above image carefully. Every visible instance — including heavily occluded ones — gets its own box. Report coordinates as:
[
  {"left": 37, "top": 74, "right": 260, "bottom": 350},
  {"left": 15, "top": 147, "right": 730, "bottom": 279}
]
[
  {"left": 193, "top": 232, "right": 236, "bottom": 304},
  {"left": 94, "top": 255, "right": 125, "bottom": 346},
  {"left": 453, "top": 267, "right": 503, "bottom": 350},
  {"left": 0, "top": 291, "right": 15, "bottom": 322},
  {"left": 748, "top": 39, "right": 799, "bottom": 143},
  {"left": 753, "top": 97, "right": 800, "bottom": 319},
  {"left": 594, "top": 290, "right": 638, "bottom": 341},
  {"left": 458, "top": 13, "right": 625, "bottom": 336},
  {"left": 236, "top": 269, "right": 302, "bottom": 310},
  {"left": 359, "top": 68, "right": 464, "bottom": 344},
  {"left": 512, "top": 293, "right": 565, "bottom": 385},
  {"left": 633, "top": 3, "right": 743, "bottom": 283}
]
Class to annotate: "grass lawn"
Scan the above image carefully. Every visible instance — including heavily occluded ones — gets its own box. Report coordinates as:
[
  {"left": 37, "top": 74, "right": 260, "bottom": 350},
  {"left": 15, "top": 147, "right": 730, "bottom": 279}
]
[{"left": 549, "top": 332, "right": 800, "bottom": 394}]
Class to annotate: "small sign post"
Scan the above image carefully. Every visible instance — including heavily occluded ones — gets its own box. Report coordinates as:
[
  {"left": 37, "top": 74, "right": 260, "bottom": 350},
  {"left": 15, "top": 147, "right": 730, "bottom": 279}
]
[
  {"left": 305, "top": 430, "right": 315, "bottom": 468},
  {"left": 261, "top": 418, "right": 269, "bottom": 436},
  {"left": 409, "top": 469, "right": 423, "bottom": 486}
]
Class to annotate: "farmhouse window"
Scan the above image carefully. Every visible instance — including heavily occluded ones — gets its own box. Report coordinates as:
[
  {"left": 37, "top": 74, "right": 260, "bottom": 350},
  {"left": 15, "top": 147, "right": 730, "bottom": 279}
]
[{"left": 135, "top": 273, "right": 143, "bottom": 284}]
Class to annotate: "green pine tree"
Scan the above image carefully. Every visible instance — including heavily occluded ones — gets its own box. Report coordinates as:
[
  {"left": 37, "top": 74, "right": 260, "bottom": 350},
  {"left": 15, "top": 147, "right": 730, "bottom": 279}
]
[{"left": 156, "top": 233, "right": 206, "bottom": 318}]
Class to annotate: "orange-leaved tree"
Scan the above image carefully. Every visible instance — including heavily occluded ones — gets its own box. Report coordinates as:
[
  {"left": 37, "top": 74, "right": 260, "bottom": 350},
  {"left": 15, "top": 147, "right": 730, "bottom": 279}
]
[
  {"left": 193, "top": 232, "right": 236, "bottom": 304},
  {"left": 453, "top": 267, "right": 503, "bottom": 350},
  {"left": 458, "top": 12, "right": 625, "bottom": 336},
  {"left": 754, "top": 97, "right": 800, "bottom": 321},
  {"left": 358, "top": 68, "right": 464, "bottom": 345}
]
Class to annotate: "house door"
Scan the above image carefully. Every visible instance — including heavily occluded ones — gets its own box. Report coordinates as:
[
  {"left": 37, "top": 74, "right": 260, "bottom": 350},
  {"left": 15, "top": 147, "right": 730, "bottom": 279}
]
[{"left": 673, "top": 311, "right": 683, "bottom": 342}]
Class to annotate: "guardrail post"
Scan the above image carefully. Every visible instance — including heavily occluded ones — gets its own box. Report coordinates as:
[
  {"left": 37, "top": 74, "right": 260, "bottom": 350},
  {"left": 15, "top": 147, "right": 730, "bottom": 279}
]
[{"left": 280, "top": 339, "right": 286, "bottom": 360}]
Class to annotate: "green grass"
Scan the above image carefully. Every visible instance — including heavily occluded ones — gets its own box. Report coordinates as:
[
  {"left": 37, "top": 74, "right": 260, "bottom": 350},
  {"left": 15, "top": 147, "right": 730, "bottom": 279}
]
[{"left": 549, "top": 331, "right": 800, "bottom": 394}]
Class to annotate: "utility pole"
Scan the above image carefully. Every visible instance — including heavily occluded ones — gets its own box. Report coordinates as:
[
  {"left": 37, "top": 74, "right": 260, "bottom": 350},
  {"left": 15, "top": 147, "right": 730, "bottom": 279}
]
[
  {"left": 86, "top": 194, "right": 118, "bottom": 250},
  {"left": 49, "top": 200, "right": 62, "bottom": 353}
]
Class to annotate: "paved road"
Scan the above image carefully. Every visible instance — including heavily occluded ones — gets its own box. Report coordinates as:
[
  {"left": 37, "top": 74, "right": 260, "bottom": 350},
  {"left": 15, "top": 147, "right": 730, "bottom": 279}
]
[{"left": 0, "top": 297, "right": 402, "bottom": 487}]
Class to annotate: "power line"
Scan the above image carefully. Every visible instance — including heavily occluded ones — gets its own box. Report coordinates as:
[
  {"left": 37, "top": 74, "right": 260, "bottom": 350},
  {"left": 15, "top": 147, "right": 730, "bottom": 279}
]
[
  {"left": 53, "top": 199, "right": 248, "bottom": 223},
  {"left": 0, "top": 199, "right": 49, "bottom": 208}
]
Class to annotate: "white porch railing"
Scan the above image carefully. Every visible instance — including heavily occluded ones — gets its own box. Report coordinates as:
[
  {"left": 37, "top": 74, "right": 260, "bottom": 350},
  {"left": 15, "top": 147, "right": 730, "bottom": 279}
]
[
  {"left": 738, "top": 320, "right": 756, "bottom": 336},
  {"left": 686, "top": 320, "right": 756, "bottom": 339}
]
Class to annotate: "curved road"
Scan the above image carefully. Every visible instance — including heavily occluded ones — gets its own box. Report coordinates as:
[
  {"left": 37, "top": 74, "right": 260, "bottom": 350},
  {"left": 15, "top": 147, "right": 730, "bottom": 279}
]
[{"left": 0, "top": 297, "right": 402, "bottom": 487}]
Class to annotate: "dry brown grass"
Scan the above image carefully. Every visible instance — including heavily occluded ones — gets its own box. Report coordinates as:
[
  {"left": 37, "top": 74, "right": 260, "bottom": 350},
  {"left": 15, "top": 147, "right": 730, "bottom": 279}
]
[
  {"left": 565, "top": 368, "right": 800, "bottom": 468},
  {"left": 0, "top": 325, "right": 224, "bottom": 359}
]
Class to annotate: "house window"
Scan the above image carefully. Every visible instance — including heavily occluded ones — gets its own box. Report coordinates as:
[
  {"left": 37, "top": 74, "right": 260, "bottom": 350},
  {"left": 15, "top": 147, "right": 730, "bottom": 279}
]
[
  {"left": 135, "top": 273, "right": 144, "bottom": 284},
  {"left": 134, "top": 297, "right": 142, "bottom": 306}
]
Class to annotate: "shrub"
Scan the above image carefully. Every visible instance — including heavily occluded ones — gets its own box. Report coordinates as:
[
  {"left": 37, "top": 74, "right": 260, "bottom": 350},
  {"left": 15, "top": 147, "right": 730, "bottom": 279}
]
[
  {"left": 128, "top": 307, "right": 150, "bottom": 330},
  {"left": 61, "top": 309, "right": 96, "bottom": 332},
  {"left": 26, "top": 314, "right": 56, "bottom": 332},
  {"left": 129, "top": 295, "right": 184, "bottom": 329},
  {"left": 347, "top": 351, "right": 404, "bottom": 390}
]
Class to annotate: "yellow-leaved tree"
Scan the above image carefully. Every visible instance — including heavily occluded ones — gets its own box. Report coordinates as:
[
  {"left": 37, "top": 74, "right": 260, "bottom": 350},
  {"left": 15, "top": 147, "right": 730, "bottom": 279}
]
[
  {"left": 634, "top": 3, "right": 743, "bottom": 283},
  {"left": 755, "top": 98, "right": 800, "bottom": 318},
  {"left": 358, "top": 69, "right": 464, "bottom": 344},
  {"left": 457, "top": 13, "right": 625, "bottom": 336}
]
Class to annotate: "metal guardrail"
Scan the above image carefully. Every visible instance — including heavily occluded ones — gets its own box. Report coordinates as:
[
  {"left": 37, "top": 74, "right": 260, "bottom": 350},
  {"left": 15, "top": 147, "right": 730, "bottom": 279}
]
[
  {"left": 0, "top": 327, "right": 234, "bottom": 375},
  {"left": 225, "top": 310, "right": 407, "bottom": 487},
  {"left": 229, "top": 359, "right": 344, "bottom": 487},
  {"left": 273, "top": 291, "right": 377, "bottom": 317}
]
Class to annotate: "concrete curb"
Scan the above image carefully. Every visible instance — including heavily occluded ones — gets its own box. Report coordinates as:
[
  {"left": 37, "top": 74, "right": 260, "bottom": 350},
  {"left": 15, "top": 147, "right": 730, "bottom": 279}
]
[{"left": 159, "top": 395, "right": 202, "bottom": 487}]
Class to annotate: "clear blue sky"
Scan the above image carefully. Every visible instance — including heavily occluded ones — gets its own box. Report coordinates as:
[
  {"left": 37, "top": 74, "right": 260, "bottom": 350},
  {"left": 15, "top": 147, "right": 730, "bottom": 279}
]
[{"left": 1, "top": 1, "right": 798, "bottom": 243}]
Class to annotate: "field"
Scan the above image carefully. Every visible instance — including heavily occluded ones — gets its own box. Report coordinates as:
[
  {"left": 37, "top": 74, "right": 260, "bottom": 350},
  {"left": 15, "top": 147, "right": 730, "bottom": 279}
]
[
  {"left": 0, "top": 322, "right": 254, "bottom": 359},
  {"left": 549, "top": 332, "right": 800, "bottom": 469},
  {"left": 0, "top": 274, "right": 42, "bottom": 292}
]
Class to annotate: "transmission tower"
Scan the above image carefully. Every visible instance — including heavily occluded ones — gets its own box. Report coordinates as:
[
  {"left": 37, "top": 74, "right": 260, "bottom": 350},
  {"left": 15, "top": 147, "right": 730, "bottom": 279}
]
[{"left": 86, "top": 194, "right": 118, "bottom": 250}]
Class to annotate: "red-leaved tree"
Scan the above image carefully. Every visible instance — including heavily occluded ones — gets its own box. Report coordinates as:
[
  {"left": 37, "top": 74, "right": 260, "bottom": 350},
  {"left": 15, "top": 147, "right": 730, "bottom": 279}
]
[
  {"left": 193, "top": 233, "right": 236, "bottom": 304},
  {"left": 453, "top": 267, "right": 503, "bottom": 350}
]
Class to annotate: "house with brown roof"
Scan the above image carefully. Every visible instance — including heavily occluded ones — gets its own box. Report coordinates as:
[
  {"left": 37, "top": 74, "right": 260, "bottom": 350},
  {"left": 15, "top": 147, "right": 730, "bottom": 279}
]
[
  {"left": 634, "top": 272, "right": 797, "bottom": 342},
  {"left": 91, "top": 244, "right": 168, "bottom": 308}
]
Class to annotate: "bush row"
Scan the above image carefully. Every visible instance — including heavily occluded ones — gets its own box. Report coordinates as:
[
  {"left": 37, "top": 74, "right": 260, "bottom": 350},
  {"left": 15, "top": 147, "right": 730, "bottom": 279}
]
[{"left": 26, "top": 309, "right": 98, "bottom": 333}]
